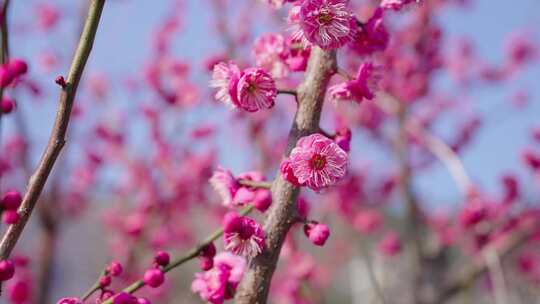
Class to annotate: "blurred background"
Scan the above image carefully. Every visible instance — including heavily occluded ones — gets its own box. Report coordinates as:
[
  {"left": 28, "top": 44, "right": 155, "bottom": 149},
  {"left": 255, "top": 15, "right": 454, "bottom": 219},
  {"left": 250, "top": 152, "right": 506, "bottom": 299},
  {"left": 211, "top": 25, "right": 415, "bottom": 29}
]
[{"left": 0, "top": 0, "right": 539, "bottom": 303}]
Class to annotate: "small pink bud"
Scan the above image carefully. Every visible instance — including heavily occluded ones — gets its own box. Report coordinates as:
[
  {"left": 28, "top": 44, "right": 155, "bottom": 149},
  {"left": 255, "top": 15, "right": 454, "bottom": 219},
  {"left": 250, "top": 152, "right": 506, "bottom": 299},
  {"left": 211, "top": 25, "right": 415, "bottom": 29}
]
[
  {"left": 0, "top": 66, "right": 14, "bottom": 88},
  {"left": 0, "top": 260, "right": 15, "bottom": 281},
  {"left": 99, "top": 275, "right": 112, "bottom": 288},
  {"left": 3, "top": 210, "right": 20, "bottom": 225},
  {"left": 2, "top": 190, "right": 22, "bottom": 210},
  {"left": 200, "top": 242, "right": 216, "bottom": 259},
  {"left": 154, "top": 251, "right": 170, "bottom": 267},
  {"left": 108, "top": 261, "right": 123, "bottom": 276},
  {"left": 113, "top": 292, "right": 137, "bottom": 304},
  {"left": 143, "top": 268, "right": 164, "bottom": 288},
  {"left": 8, "top": 59, "right": 28, "bottom": 76},
  {"left": 198, "top": 256, "right": 214, "bottom": 271},
  {"left": 1, "top": 97, "right": 14, "bottom": 114},
  {"left": 55, "top": 76, "right": 66, "bottom": 88},
  {"left": 304, "top": 222, "right": 330, "bottom": 246}
]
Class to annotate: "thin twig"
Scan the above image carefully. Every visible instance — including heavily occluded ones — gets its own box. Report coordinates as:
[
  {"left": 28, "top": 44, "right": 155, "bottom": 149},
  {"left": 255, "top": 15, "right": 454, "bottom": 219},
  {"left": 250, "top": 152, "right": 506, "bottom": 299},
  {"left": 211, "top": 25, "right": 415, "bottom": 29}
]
[
  {"left": 99, "top": 205, "right": 255, "bottom": 303},
  {"left": 277, "top": 88, "right": 298, "bottom": 96},
  {"left": 238, "top": 179, "right": 272, "bottom": 189},
  {"left": 0, "top": 0, "right": 106, "bottom": 261},
  {"left": 81, "top": 270, "right": 106, "bottom": 301}
]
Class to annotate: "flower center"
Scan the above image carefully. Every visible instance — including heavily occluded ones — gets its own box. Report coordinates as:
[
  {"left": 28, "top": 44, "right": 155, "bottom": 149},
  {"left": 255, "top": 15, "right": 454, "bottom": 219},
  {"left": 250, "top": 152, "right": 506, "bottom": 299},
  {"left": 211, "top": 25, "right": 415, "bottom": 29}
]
[
  {"left": 247, "top": 83, "right": 258, "bottom": 93},
  {"left": 310, "top": 154, "right": 327, "bottom": 171},
  {"left": 318, "top": 11, "right": 333, "bottom": 25}
]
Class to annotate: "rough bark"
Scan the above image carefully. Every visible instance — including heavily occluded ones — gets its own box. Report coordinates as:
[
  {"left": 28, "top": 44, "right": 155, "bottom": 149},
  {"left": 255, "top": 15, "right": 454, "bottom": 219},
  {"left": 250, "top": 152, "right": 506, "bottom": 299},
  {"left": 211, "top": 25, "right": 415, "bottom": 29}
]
[{"left": 235, "top": 47, "right": 337, "bottom": 304}]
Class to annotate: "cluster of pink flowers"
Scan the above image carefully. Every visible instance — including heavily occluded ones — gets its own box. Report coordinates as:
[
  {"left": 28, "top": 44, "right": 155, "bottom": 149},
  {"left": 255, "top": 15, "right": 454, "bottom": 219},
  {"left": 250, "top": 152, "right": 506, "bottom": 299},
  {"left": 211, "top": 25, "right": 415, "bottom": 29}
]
[
  {"left": 252, "top": 33, "right": 312, "bottom": 78},
  {"left": 290, "top": 0, "right": 357, "bottom": 50},
  {"left": 209, "top": 168, "right": 272, "bottom": 211},
  {"left": 281, "top": 133, "right": 348, "bottom": 191},
  {"left": 192, "top": 252, "right": 246, "bottom": 304},
  {"left": 330, "top": 62, "right": 381, "bottom": 103},
  {"left": 210, "top": 62, "right": 276, "bottom": 112}
]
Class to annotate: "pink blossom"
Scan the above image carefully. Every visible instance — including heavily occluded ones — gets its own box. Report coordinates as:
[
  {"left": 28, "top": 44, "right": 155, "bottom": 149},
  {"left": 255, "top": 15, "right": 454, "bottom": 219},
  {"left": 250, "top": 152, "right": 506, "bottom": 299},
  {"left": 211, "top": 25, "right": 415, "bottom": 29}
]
[
  {"left": 329, "top": 62, "right": 380, "bottom": 103},
  {"left": 192, "top": 252, "right": 246, "bottom": 304},
  {"left": 236, "top": 68, "right": 277, "bottom": 112},
  {"left": 287, "top": 133, "right": 348, "bottom": 190},
  {"left": 209, "top": 62, "right": 241, "bottom": 108},
  {"left": 285, "top": 37, "right": 311, "bottom": 71},
  {"left": 292, "top": 0, "right": 356, "bottom": 50},
  {"left": 223, "top": 212, "right": 266, "bottom": 257},
  {"left": 233, "top": 171, "right": 272, "bottom": 211},
  {"left": 253, "top": 33, "right": 289, "bottom": 78},
  {"left": 209, "top": 167, "right": 240, "bottom": 207},
  {"left": 349, "top": 8, "right": 388, "bottom": 56}
]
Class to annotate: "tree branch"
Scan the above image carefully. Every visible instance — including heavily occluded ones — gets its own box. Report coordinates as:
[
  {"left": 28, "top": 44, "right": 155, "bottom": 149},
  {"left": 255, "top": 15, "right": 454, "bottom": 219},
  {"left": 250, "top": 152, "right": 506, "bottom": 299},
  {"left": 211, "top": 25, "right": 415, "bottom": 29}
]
[
  {"left": 0, "top": 0, "right": 106, "bottom": 261},
  {"left": 234, "top": 46, "right": 337, "bottom": 304},
  {"left": 99, "top": 205, "right": 255, "bottom": 303}
]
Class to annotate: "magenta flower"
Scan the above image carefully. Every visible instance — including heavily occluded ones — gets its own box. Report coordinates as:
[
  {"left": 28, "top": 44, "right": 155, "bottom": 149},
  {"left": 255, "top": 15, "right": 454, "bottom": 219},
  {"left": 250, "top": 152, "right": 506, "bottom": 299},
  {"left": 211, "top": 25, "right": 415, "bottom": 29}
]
[
  {"left": 209, "top": 167, "right": 240, "bottom": 207},
  {"left": 191, "top": 252, "right": 246, "bottom": 304},
  {"left": 286, "top": 133, "right": 348, "bottom": 190},
  {"left": 223, "top": 212, "right": 266, "bottom": 258},
  {"left": 329, "top": 62, "right": 380, "bottom": 103},
  {"left": 233, "top": 171, "right": 272, "bottom": 211},
  {"left": 253, "top": 33, "right": 289, "bottom": 78},
  {"left": 349, "top": 8, "right": 389, "bottom": 56},
  {"left": 209, "top": 62, "right": 241, "bottom": 108},
  {"left": 292, "top": 0, "right": 356, "bottom": 50},
  {"left": 236, "top": 68, "right": 277, "bottom": 112}
]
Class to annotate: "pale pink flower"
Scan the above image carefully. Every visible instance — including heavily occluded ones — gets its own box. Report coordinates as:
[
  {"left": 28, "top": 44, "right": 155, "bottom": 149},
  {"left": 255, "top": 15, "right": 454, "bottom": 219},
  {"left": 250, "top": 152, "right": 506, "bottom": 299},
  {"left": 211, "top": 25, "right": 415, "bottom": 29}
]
[
  {"left": 292, "top": 0, "right": 356, "bottom": 50},
  {"left": 209, "top": 62, "right": 241, "bottom": 108},
  {"left": 287, "top": 133, "right": 348, "bottom": 190},
  {"left": 209, "top": 167, "right": 240, "bottom": 207},
  {"left": 329, "top": 62, "right": 380, "bottom": 103},
  {"left": 236, "top": 68, "right": 277, "bottom": 112},
  {"left": 223, "top": 212, "right": 266, "bottom": 257},
  {"left": 191, "top": 252, "right": 246, "bottom": 304},
  {"left": 253, "top": 33, "right": 289, "bottom": 78}
]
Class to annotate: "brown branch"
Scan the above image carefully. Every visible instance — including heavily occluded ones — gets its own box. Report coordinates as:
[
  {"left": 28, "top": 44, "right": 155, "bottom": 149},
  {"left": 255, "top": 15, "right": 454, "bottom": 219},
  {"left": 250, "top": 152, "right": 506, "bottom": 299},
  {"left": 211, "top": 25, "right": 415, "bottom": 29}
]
[
  {"left": 234, "top": 47, "right": 337, "bottom": 304},
  {"left": 0, "top": 0, "right": 106, "bottom": 261},
  {"left": 277, "top": 88, "right": 298, "bottom": 97},
  {"left": 435, "top": 226, "right": 533, "bottom": 304},
  {"left": 100, "top": 205, "right": 255, "bottom": 303},
  {"left": 238, "top": 179, "right": 272, "bottom": 189}
]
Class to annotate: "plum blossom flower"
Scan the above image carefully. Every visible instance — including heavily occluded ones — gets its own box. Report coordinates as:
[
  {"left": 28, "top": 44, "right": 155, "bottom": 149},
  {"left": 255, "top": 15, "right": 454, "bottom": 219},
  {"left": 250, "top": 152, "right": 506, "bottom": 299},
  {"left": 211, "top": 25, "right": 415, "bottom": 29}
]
[
  {"left": 291, "top": 0, "right": 356, "bottom": 50},
  {"left": 378, "top": 232, "right": 402, "bottom": 257},
  {"left": 329, "top": 62, "right": 380, "bottom": 103},
  {"left": 191, "top": 252, "right": 246, "bottom": 304},
  {"left": 349, "top": 8, "right": 388, "bottom": 56},
  {"left": 209, "top": 167, "right": 240, "bottom": 207},
  {"left": 210, "top": 64, "right": 277, "bottom": 112},
  {"left": 253, "top": 33, "right": 289, "bottom": 78},
  {"left": 236, "top": 68, "right": 277, "bottom": 112},
  {"left": 304, "top": 222, "right": 330, "bottom": 246},
  {"left": 209, "top": 62, "right": 241, "bottom": 107},
  {"left": 285, "top": 133, "right": 348, "bottom": 190},
  {"left": 223, "top": 212, "right": 266, "bottom": 257}
]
